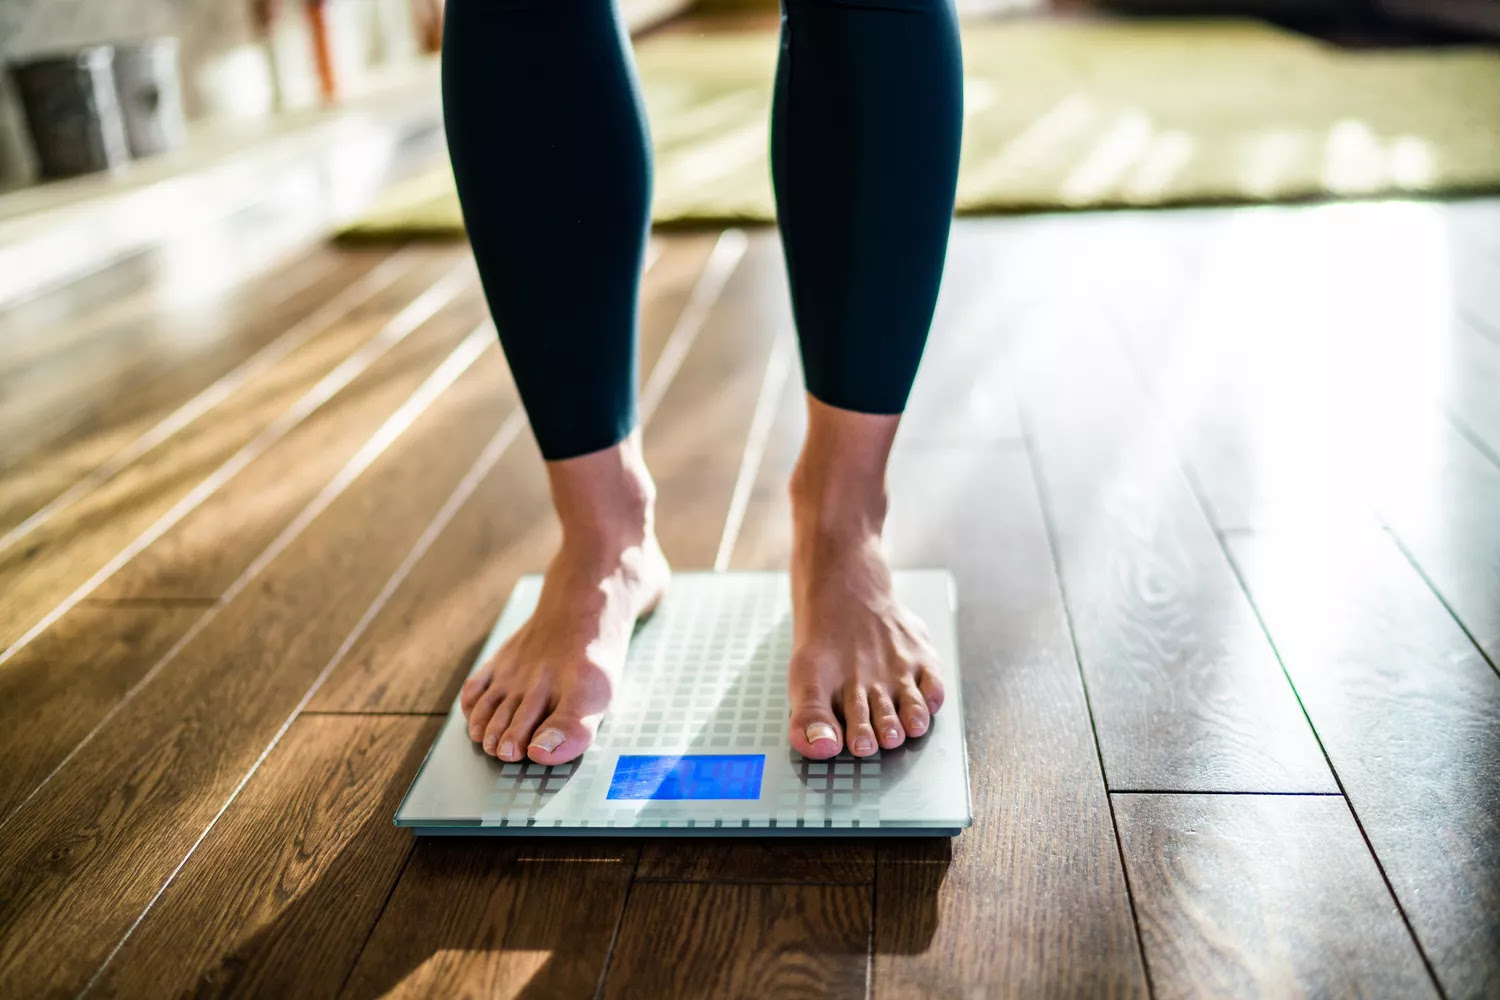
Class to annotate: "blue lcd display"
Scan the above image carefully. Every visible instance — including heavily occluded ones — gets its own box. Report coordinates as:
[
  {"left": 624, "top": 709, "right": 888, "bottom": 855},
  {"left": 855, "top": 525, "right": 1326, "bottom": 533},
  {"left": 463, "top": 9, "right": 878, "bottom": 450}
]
[{"left": 607, "top": 754, "right": 765, "bottom": 801}]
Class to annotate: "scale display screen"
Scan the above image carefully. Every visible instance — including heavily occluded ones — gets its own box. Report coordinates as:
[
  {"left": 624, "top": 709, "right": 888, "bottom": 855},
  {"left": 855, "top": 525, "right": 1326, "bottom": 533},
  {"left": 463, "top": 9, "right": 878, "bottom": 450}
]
[{"left": 607, "top": 754, "right": 765, "bottom": 800}]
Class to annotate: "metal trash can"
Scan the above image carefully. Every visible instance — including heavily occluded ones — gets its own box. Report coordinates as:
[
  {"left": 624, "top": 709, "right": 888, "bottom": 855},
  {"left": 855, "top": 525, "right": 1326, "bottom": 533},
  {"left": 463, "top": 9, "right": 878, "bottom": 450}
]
[
  {"left": 9, "top": 46, "right": 130, "bottom": 179},
  {"left": 112, "top": 38, "right": 186, "bottom": 159}
]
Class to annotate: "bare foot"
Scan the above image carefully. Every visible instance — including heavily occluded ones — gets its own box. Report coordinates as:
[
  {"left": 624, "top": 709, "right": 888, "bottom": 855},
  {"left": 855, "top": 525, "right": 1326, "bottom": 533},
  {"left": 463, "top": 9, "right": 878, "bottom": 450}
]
[
  {"left": 460, "top": 433, "right": 668, "bottom": 765},
  {"left": 786, "top": 396, "right": 945, "bottom": 760}
]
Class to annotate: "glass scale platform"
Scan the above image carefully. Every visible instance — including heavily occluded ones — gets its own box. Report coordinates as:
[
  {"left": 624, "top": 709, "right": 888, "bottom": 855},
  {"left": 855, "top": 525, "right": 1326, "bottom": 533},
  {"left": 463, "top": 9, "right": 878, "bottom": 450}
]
[{"left": 395, "top": 570, "right": 970, "bottom": 837}]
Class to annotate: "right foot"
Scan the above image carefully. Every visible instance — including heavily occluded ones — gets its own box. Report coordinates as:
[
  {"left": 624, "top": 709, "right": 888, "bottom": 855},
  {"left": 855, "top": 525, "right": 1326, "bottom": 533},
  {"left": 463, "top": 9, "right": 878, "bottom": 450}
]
[{"left": 460, "top": 434, "right": 668, "bottom": 766}]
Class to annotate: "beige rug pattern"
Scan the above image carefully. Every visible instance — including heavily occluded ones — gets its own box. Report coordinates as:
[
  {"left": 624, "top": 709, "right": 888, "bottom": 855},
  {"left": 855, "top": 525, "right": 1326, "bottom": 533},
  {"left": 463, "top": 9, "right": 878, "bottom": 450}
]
[{"left": 340, "top": 18, "right": 1500, "bottom": 238}]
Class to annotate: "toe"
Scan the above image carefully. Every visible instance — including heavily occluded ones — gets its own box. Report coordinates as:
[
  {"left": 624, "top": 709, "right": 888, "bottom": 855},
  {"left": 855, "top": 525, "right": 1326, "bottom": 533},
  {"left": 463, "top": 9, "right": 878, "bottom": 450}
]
[
  {"left": 466, "top": 680, "right": 508, "bottom": 743},
  {"left": 788, "top": 681, "right": 843, "bottom": 764},
  {"left": 917, "top": 664, "right": 945, "bottom": 716},
  {"left": 842, "top": 684, "right": 878, "bottom": 758},
  {"left": 460, "top": 666, "right": 493, "bottom": 716},
  {"left": 898, "top": 680, "right": 932, "bottom": 738},
  {"left": 526, "top": 710, "right": 597, "bottom": 765},
  {"left": 869, "top": 685, "right": 904, "bottom": 750},
  {"left": 481, "top": 694, "right": 521, "bottom": 758},
  {"left": 788, "top": 666, "right": 843, "bottom": 759},
  {"left": 498, "top": 689, "right": 549, "bottom": 762}
]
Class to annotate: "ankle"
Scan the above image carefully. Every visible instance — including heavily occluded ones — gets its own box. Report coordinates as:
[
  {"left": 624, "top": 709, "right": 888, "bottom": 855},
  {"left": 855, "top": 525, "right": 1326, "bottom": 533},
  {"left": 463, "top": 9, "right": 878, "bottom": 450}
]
[
  {"left": 546, "top": 434, "right": 657, "bottom": 552},
  {"left": 789, "top": 393, "right": 898, "bottom": 543},
  {"left": 789, "top": 459, "right": 888, "bottom": 546}
]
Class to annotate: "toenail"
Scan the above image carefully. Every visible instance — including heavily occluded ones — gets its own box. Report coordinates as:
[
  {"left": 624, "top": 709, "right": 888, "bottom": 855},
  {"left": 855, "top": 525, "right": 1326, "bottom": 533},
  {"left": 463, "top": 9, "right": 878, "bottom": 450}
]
[
  {"left": 806, "top": 723, "right": 837, "bottom": 745},
  {"left": 470, "top": 727, "right": 482, "bottom": 741},
  {"left": 530, "top": 728, "right": 566, "bottom": 752},
  {"left": 483, "top": 736, "right": 497, "bottom": 753},
  {"left": 500, "top": 741, "right": 515, "bottom": 760},
  {"left": 854, "top": 737, "right": 874, "bottom": 754},
  {"left": 910, "top": 719, "right": 927, "bottom": 735},
  {"left": 884, "top": 727, "right": 900, "bottom": 742}
]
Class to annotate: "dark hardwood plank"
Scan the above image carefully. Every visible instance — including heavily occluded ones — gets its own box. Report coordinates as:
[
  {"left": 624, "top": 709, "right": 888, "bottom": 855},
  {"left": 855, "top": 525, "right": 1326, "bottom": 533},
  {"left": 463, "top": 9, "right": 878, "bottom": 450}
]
[
  {"left": 1226, "top": 524, "right": 1500, "bottom": 999},
  {"left": 0, "top": 248, "right": 389, "bottom": 474},
  {"left": 1115, "top": 793, "right": 1437, "bottom": 1000},
  {"left": 0, "top": 255, "right": 468, "bottom": 653},
  {"left": 601, "top": 882, "right": 869, "bottom": 1000},
  {"left": 874, "top": 448, "right": 1148, "bottom": 999},
  {"left": 0, "top": 604, "right": 202, "bottom": 820},
  {"left": 7, "top": 286, "right": 496, "bottom": 985},
  {"left": 635, "top": 845, "right": 873, "bottom": 884},
  {"left": 0, "top": 250, "right": 396, "bottom": 538},
  {"left": 338, "top": 841, "right": 637, "bottom": 1000},
  {"left": 1016, "top": 299, "right": 1334, "bottom": 793},
  {"left": 79, "top": 232, "right": 723, "bottom": 1000},
  {"left": 0, "top": 318, "right": 517, "bottom": 996},
  {"left": 89, "top": 715, "right": 440, "bottom": 999},
  {"left": 93, "top": 288, "right": 491, "bottom": 598},
  {"left": 0, "top": 463, "right": 86, "bottom": 535},
  {"left": 0, "top": 241, "right": 355, "bottom": 382},
  {"left": 306, "top": 233, "right": 721, "bottom": 715}
]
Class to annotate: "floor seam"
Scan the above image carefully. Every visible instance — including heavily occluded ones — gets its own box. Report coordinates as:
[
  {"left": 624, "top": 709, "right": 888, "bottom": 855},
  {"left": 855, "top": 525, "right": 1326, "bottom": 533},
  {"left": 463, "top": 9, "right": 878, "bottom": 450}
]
[
  {"left": 1016, "top": 412, "right": 1158, "bottom": 1000},
  {"left": 1104, "top": 292, "right": 1451, "bottom": 999}
]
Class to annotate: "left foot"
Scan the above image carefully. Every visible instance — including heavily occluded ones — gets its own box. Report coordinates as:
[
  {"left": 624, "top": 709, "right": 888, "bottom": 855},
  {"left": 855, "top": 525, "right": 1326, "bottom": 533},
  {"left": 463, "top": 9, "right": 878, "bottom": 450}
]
[{"left": 785, "top": 396, "right": 946, "bottom": 760}]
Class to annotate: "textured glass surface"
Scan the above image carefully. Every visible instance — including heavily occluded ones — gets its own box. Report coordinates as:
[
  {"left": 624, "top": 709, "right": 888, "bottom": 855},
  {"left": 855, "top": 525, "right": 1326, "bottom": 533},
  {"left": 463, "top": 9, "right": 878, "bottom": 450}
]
[{"left": 395, "top": 571, "right": 970, "bottom": 835}]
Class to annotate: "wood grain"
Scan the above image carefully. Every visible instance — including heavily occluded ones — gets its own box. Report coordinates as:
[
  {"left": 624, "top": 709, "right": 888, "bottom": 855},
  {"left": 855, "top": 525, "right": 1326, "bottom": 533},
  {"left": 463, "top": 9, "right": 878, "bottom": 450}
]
[
  {"left": 93, "top": 287, "right": 491, "bottom": 598},
  {"left": 1015, "top": 299, "right": 1334, "bottom": 793},
  {"left": 635, "top": 841, "right": 873, "bottom": 884},
  {"left": 0, "top": 318, "right": 517, "bottom": 996},
  {"left": 9, "top": 198, "right": 1499, "bottom": 1000},
  {"left": 1115, "top": 793, "right": 1437, "bottom": 1000},
  {"left": 1226, "top": 524, "right": 1500, "bottom": 999},
  {"left": 874, "top": 448, "right": 1148, "bottom": 999},
  {"left": 306, "top": 234, "right": 720, "bottom": 715},
  {"left": 339, "top": 841, "right": 637, "bottom": 1000},
  {"left": 90, "top": 715, "right": 440, "bottom": 999},
  {"left": 0, "top": 249, "right": 383, "bottom": 475},
  {"left": 0, "top": 241, "right": 355, "bottom": 385},
  {"left": 0, "top": 255, "right": 467, "bottom": 651},
  {"left": 0, "top": 463, "right": 87, "bottom": 535},
  {"left": 0, "top": 604, "right": 202, "bottom": 820},
  {"left": 601, "top": 882, "right": 870, "bottom": 1000}
]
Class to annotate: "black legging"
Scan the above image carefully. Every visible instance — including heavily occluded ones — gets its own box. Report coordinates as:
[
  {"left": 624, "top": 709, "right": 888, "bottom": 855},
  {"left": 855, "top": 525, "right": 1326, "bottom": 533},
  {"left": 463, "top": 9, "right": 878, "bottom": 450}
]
[{"left": 442, "top": 0, "right": 963, "bottom": 460}]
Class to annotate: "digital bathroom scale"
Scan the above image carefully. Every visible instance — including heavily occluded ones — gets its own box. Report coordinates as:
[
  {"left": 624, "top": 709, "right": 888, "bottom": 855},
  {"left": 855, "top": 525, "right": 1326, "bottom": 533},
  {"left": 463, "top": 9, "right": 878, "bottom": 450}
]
[{"left": 395, "top": 570, "right": 970, "bottom": 837}]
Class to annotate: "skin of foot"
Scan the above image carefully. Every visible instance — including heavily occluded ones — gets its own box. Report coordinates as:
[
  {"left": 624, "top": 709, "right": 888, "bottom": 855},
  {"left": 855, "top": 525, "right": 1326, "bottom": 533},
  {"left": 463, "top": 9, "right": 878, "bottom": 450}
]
[
  {"left": 461, "top": 399, "right": 943, "bottom": 766},
  {"left": 786, "top": 394, "right": 945, "bottom": 760},
  {"left": 460, "top": 431, "right": 669, "bottom": 766}
]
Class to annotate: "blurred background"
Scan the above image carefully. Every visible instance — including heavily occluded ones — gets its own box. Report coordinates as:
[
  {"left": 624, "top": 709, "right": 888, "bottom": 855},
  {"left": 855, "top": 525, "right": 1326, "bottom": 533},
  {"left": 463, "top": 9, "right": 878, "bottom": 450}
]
[{"left": 2, "top": 0, "right": 1498, "bottom": 296}]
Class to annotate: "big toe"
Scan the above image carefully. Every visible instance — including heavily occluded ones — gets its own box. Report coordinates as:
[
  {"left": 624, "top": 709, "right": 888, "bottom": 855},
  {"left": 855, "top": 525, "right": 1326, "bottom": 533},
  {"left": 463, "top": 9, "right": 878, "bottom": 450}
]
[
  {"left": 789, "top": 701, "right": 843, "bottom": 760},
  {"left": 525, "top": 711, "right": 597, "bottom": 766}
]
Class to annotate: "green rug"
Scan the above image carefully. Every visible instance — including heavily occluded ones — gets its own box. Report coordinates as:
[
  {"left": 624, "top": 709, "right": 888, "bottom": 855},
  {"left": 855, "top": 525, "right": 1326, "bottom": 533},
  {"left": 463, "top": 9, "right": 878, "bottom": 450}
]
[{"left": 340, "top": 17, "right": 1500, "bottom": 238}]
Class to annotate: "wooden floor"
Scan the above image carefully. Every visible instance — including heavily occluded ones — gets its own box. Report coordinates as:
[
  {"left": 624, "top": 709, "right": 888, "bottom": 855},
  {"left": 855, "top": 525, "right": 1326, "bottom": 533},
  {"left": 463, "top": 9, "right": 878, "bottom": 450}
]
[{"left": 1, "top": 197, "right": 1498, "bottom": 999}]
